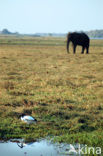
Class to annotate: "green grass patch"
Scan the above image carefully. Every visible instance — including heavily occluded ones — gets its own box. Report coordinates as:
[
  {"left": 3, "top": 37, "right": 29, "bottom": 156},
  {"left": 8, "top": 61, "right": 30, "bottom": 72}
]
[{"left": 0, "top": 36, "right": 103, "bottom": 151}]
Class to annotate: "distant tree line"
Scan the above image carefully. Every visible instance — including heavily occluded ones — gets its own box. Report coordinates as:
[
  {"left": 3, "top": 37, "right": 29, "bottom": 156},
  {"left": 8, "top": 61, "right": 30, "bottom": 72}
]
[
  {"left": 0, "top": 29, "right": 19, "bottom": 35},
  {"left": 0, "top": 28, "right": 103, "bottom": 38},
  {"left": 86, "top": 30, "right": 103, "bottom": 38}
]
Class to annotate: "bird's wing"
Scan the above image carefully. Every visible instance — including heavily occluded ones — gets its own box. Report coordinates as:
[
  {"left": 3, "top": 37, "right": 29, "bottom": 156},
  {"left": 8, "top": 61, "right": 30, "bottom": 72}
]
[{"left": 24, "top": 116, "right": 34, "bottom": 121}]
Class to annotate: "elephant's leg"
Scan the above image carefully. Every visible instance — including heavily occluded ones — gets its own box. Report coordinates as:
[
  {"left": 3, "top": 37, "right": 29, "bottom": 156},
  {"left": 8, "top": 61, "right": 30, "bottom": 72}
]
[
  {"left": 81, "top": 47, "right": 85, "bottom": 54},
  {"left": 73, "top": 45, "right": 76, "bottom": 54},
  {"left": 86, "top": 47, "right": 89, "bottom": 54}
]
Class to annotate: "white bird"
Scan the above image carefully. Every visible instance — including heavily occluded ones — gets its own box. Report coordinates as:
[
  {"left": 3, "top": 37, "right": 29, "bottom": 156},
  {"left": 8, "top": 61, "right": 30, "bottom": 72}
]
[{"left": 21, "top": 114, "right": 37, "bottom": 124}]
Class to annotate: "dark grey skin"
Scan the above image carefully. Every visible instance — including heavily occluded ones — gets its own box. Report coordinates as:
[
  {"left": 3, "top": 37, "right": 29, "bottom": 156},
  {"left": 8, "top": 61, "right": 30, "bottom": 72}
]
[{"left": 67, "top": 32, "right": 90, "bottom": 54}]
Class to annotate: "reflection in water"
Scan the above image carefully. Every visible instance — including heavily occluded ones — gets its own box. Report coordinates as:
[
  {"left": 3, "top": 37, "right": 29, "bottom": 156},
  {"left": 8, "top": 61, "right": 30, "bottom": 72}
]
[
  {"left": 0, "top": 139, "right": 80, "bottom": 156},
  {"left": 17, "top": 141, "right": 34, "bottom": 149},
  {"left": 17, "top": 142, "right": 24, "bottom": 148}
]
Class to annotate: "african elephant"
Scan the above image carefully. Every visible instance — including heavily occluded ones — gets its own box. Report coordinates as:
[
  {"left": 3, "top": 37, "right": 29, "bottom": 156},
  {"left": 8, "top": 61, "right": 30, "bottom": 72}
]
[{"left": 67, "top": 32, "right": 90, "bottom": 54}]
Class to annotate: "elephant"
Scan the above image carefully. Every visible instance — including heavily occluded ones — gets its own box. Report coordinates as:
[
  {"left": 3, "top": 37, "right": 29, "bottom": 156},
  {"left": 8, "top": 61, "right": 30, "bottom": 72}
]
[{"left": 67, "top": 32, "right": 90, "bottom": 54}]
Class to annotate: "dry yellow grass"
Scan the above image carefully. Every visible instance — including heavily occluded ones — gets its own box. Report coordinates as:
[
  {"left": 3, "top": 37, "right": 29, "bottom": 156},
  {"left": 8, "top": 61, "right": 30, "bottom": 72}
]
[{"left": 0, "top": 36, "right": 103, "bottom": 148}]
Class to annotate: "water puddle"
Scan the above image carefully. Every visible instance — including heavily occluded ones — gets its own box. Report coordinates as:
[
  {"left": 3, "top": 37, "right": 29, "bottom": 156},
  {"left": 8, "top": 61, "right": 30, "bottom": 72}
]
[{"left": 0, "top": 139, "right": 81, "bottom": 156}]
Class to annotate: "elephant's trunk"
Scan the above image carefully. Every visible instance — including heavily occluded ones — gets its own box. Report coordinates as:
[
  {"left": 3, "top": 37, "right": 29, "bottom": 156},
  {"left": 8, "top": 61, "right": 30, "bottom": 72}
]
[{"left": 67, "top": 40, "right": 70, "bottom": 53}]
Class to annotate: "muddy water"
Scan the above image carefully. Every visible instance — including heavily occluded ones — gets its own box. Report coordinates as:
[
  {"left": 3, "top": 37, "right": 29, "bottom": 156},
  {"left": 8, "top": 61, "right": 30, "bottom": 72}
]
[{"left": 0, "top": 139, "right": 79, "bottom": 156}]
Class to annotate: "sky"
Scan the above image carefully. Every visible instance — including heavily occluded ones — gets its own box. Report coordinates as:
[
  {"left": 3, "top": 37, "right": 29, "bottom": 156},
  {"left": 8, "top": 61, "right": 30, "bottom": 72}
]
[{"left": 0, "top": 0, "right": 103, "bottom": 34}]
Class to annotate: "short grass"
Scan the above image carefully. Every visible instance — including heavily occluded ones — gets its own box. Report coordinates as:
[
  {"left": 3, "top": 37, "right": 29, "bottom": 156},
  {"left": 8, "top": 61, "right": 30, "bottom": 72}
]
[{"left": 0, "top": 36, "right": 103, "bottom": 151}]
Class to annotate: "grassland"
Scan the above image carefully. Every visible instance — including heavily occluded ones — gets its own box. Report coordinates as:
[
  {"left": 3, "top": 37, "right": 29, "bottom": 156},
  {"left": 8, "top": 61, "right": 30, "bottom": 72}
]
[{"left": 0, "top": 35, "right": 103, "bottom": 150}]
